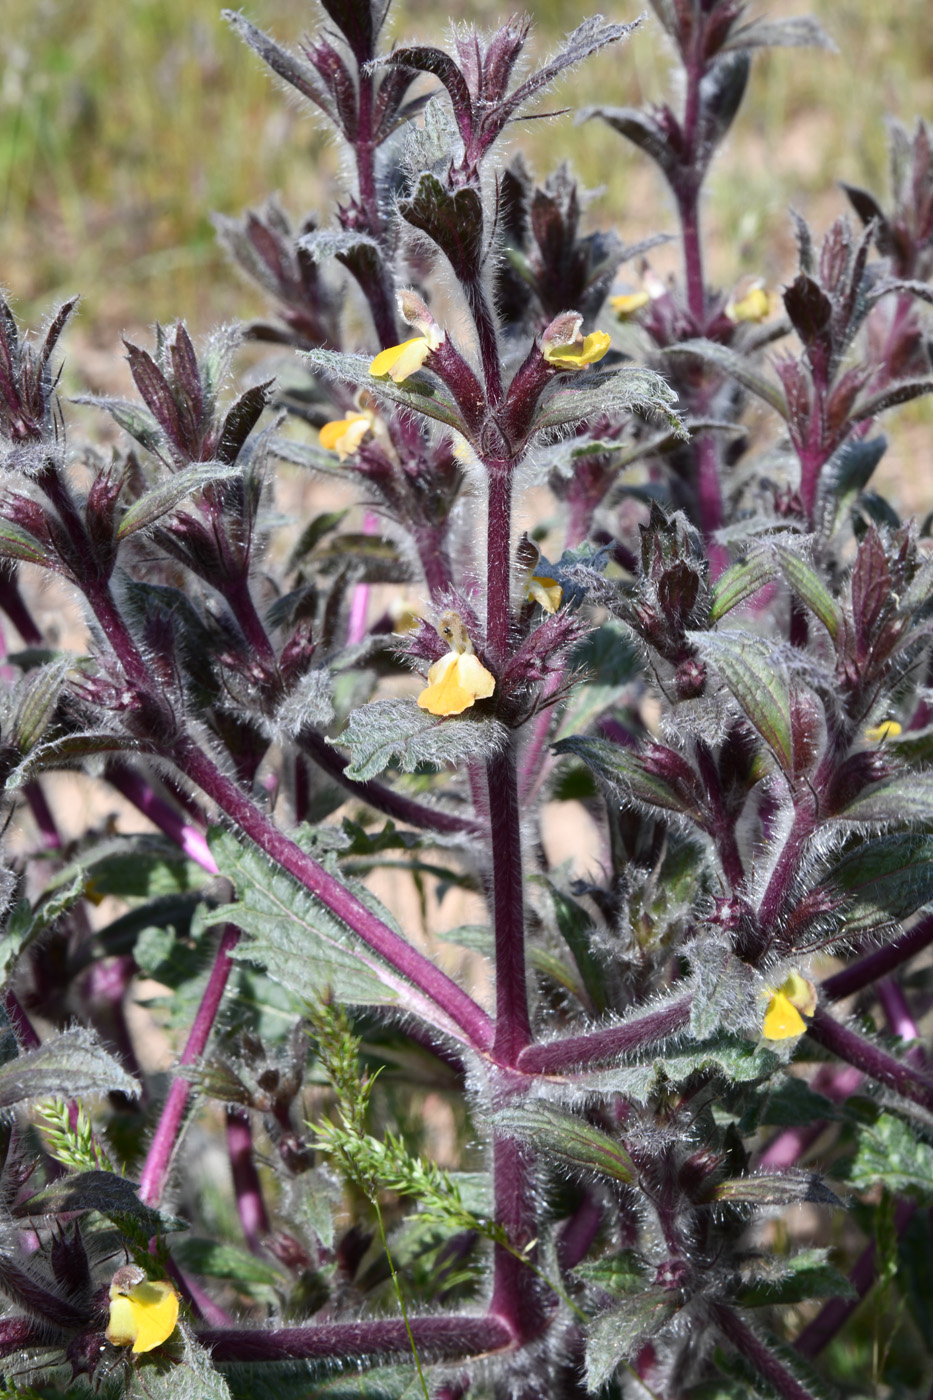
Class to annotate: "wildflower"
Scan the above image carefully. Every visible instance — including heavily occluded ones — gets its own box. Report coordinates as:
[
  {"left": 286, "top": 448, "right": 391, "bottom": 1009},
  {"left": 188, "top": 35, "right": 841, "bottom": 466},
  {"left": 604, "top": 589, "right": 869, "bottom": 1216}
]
[
  {"left": 106, "top": 1266, "right": 179, "bottom": 1354},
  {"left": 417, "top": 610, "right": 495, "bottom": 717},
  {"left": 526, "top": 575, "right": 562, "bottom": 613},
  {"left": 864, "top": 720, "right": 902, "bottom": 743},
  {"left": 370, "top": 291, "right": 446, "bottom": 383},
  {"left": 319, "top": 411, "right": 372, "bottom": 460},
  {"left": 609, "top": 290, "right": 651, "bottom": 319},
  {"left": 542, "top": 328, "right": 611, "bottom": 369},
  {"left": 761, "top": 971, "right": 817, "bottom": 1042},
  {"left": 725, "top": 278, "right": 773, "bottom": 324}
]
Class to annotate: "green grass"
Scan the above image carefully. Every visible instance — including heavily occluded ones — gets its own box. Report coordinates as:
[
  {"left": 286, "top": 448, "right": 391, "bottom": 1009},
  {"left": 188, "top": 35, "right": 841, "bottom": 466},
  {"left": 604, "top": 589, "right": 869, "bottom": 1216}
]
[{"left": 3, "top": 1, "right": 931, "bottom": 331}]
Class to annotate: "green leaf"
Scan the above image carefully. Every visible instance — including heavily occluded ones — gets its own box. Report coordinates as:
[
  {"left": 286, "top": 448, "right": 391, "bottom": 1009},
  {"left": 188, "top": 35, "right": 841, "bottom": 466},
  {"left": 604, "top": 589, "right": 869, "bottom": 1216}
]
[
  {"left": 491, "top": 1102, "right": 636, "bottom": 1184},
  {"left": 691, "top": 631, "right": 794, "bottom": 774},
  {"left": 575, "top": 1035, "right": 780, "bottom": 1104},
  {"left": 5, "top": 732, "right": 157, "bottom": 788},
  {"left": 529, "top": 367, "right": 684, "bottom": 440},
  {"left": 117, "top": 462, "right": 241, "bottom": 540},
  {"left": 758, "top": 1077, "right": 838, "bottom": 1128},
  {"left": 663, "top": 340, "right": 788, "bottom": 417},
  {"left": 573, "top": 1249, "right": 649, "bottom": 1296},
  {"left": 331, "top": 697, "right": 507, "bottom": 783},
  {"left": 0, "top": 518, "right": 60, "bottom": 570},
  {"left": 832, "top": 774, "right": 933, "bottom": 825},
  {"left": 304, "top": 348, "right": 466, "bottom": 433},
  {"left": 689, "top": 942, "right": 758, "bottom": 1039},
  {"left": 15, "top": 1169, "right": 185, "bottom": 1236},
  {"left": 737, "top": 1248, "right": 855, "bottom": 1308},
  {"left": 774, "top": 548, "right": 841, "bottom": 641},
  {"left": 710, "top": 1170, "right": 839, "bottom": 1207},
  {"left": 709, "top": 553, "right": 776, "bottom": 623},
  {"left": 207, "top": 830, "right": 461, "bottom": 1038},
  {"left": 44, "top": 832, "right": 207, "bottom": 901},
  {"left": 126, "top": 1332, "right": 232, "bottom": 1400},
  {"left": 585, "top": 1291, "right": 679, "bottom": 1390},
  {"left": 539, "top": 881, "right": 613, "bottom": 1015},
  {"left": 0, "top": 871, "right": 85, "bottom": 984},
  {"left": 822, "top": 833, "right": 933, "bottom": 932},
  {"left": 553, "top": 735, "right": 704, "bottom": 822},
  {"left": 850, "top": 1112, "right": 933, "bottom": 1199},
  {"left": 0, "top": 1026, "right": 139, "bottom": 1108},
  {"left": 171, "top": 1238, "right": 285, "bottom": 1289}
]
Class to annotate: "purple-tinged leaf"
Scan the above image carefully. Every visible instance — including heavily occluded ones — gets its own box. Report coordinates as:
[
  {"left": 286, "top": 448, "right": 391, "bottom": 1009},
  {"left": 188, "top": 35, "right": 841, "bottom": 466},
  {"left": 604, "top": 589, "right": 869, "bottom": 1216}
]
[
  {"left": 708, "top": 1170, "right": 839, "bottom": 1207},
  {"left": 663, "top": 339, "right": 788, "bottom": 417},
  {"left": 722, "top": 16, "right": 836, "bottom": 53},
  {"left": 492, "top": 1102, "right": 636, "bottom": 1184},
  {"left": 381, "top": 47, "right": 473, "bottom": 144},
  {"left": 169, "top": 324, "right": 204, "bottom": 445},
  {"left": 215, "top": 381, "right": 274, "bottom": 466},
  {"left": 852, "top": 377, "right": 933, "bottom": 423},
  {"left": 399, "top": 175, "right": 484, "bottom": 283},
  {"left": 581, "top": 105, "right": 675, "bottom": 179},
  {"left": 823, "top": 832, "right": 933, "bottom": 933},
  {"left": 850, "top": 526, "right": 889, "bottom": 660},
  {"left": 117, "top": 462, "right": 241, "bottom": 541},
  {"left": 691, "top": 631, "right": 794, "bottom": 775},
  {"left": 554, "top": 734, "right": 706, "bottom": 824},
  {"left": 224, "top": 12, "right": 338, "bottom": 121},
  {"left": 16, "top": 1169, "right": 185, "bottom": 1236},
  {"left": 738, "top": 1250, "right": 855, "bottom": 1308},
  {"left": 317, "top": 0, "right": 383, "bottom": 62},
  {"left": 123, "top": 340, "right": 186, "bottom": 455},
  {"left": 0, "top": 1026, "right": 139, "bottom": 1108},
  {"left": 0, "top": 517, "right": 60, "bottom": 570},
  {"left": 499, "top": 17, "right": 640, "bottom": 140},
  {"left": 832, "top": 774, "right": 933, "bottom": 826},
  {"left": 304, "top": 348, "right": 466, "bottom": 434}
]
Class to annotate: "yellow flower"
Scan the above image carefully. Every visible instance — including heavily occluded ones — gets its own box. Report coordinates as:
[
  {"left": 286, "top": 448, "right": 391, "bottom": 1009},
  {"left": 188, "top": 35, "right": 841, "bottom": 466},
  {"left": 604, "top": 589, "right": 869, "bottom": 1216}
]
[
  {"left": 106, "top": 1266, "right": 179, "bottom": 1354},
  {"left": 370, "top": 321, "right": 445, "bottom": 384},
  {"left": 725, "top": 279, "right": 773, "bottom": 324},
  {"left": 526, "top": 575, "right": 562, "bottom": 614},
  {"left": 543, "top": 330, "right": 611, "bottom": 369},
  {"left": 761, "top": 971, "right": 817, "bottom": 1042},
  {"left": 319, "top": 412, "right": 372, "bottom": 460},
  {"left": 417, "top": 610, "right": 495, "bottom": 717},
  {"left": 864, "top": 720, "right": 902, "bottom": 743},
  {"left": 609, "top": 290, "right": 651, "bottom": 319}
]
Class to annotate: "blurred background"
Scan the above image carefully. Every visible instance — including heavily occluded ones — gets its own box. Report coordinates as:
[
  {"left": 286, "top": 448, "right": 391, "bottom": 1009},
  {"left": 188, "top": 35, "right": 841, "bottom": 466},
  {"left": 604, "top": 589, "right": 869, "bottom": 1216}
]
[{"left": 2, "top": 0, "right": 933, "bottom": 502}]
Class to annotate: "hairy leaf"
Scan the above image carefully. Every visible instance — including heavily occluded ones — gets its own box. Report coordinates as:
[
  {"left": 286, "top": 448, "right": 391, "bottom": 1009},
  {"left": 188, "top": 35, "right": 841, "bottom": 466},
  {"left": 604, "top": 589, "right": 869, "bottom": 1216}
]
[
  {"left": 332, "top": 697, "right": 506, "bottom": 783},
  {"left": 823, "top": 833, "right": 933, "bottom": 932},
  {"left": 663, "top": 340, "right": 788, "bottom": 417},
  {"left": 304, "top": 348, "right": 466, "bottom": 433},
  {"left": 738, "top": 1249, "right": 856, "bottom": 1308},
  {"left": 691, "top": 631, "right": 794, "bottom": 774},
  {"left": 492, "top": 1102, "right": 636, "bottom": 1184},
  {"left": 850, "top": 1112, "right": 933, "bottom": 1199},
  {"left": 0, "top": 1026, "right": 139, "bottom": 1108},
  {"left": 586, "top": 1290, "right": 678, "bottom": 1389},
  {"left": 709, "top": 553, "right": 776, "bottom": 623},
  {"left": 117, "top": 462, "right": 241, "bottom": 540},
  {"left": 16, "top": 1169, "right": 185, "bottom": 1235},
  {"left": 774, "top": 548, "right": 841, "bottom": 641}
]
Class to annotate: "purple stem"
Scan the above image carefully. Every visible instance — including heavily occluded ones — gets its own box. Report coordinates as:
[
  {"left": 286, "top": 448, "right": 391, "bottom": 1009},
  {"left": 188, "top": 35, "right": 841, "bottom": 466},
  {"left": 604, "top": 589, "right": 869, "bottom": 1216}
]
[
  {"left": 198, "top": 1313, "right": 512, "bottom": 1363},
  {"left": 488, "top": 741, "right": 531, "bottom": 1065},
  {"left": 714, "top": 1303, "right": 818, "bottom": 1400},
  {"left": 171, "top": 737, "right": 494, "bottom": 1052},
  {"left": 106, "top": 763, "right": 218, "bottom": 873},
  {"left": 166, "top": 1254, "right": 233, "bottom": 1327},
  {"left": 24, "top": 781, "right": 62, "bottom": 851},
  {"left": 517, "top": 673, "right": 562, "bottom": 804},
  {"left": 877, "top": 978, "right": 925, "bottom": 1061},
  {"left": 557, "top": 1188, "right": 604, "bottom": 1273},
  {"left": 489, "top": 1135, "right": 544, "bottom": 1345},
  {"left": 299, "top": 726, "right": 481, "bottom": 837},
  {"left": 805, "top": 1005, "right": 933, "bottom": 1115},
  {"left": 822, "top": 915, "right": 933, "bottom": 1000},
  {"left": 227, "top": 1108, "right": 271, "bottom": 1255},
  {"left": 3, "top": 989, "right": 41, "bottom": 1050},
  {"left": 465, "top": 279, "right": 503, "bottom": 407},
  {"left": 485, "top": 465, "right": 512, "bottom": 665},
  {"left": 0, "top": 569, "right": 44, "bottom": 646},
  {"left": 138, "top": 923, "right": 240, "bottom": 1207},
  {"left": 346, "top": 512, "right": 377, "bottom": 645},
  {"left": 516, "top": 997, "right": 692, "bottom": 1077},
  {"left": 794, "top": 1200, "right": 915, "bottom": 1359}
]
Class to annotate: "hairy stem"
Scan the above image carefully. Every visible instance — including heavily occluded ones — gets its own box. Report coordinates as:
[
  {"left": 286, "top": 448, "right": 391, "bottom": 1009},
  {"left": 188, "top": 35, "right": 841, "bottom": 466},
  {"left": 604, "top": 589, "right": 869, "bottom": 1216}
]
[
  {"left": 171, "top": 737, "right": 494, "bottom": 1052},
  {"left": 516, "top": 998, "right": 692, "bottom": 1076},
  {"left": 488, "top": 740, "right": 532, "bottom": 1064},
  {"left": 485, "top": 466, "right": 513, "bottom": 665},
  {"left": 490, "top": 1135, "right": 544, "bottom": 1345},
  {"left": 806, "top": 1005, "right": 933, "bottom": 1115},
  {"left": 197, "top": 1313, "right": 512, "bottom": 1362},
  {"left": 226, "top": 1109, "right": 271, "bottom": 1254},
  {"left": 714, "top": 1304, "right": 818, "bottom": 1400},
  {"left": 138, "top": 923, "right": 240, "bottom": 1206},
  {"left": 822, "top": 914, "right": 933, "bottom": 1000}
]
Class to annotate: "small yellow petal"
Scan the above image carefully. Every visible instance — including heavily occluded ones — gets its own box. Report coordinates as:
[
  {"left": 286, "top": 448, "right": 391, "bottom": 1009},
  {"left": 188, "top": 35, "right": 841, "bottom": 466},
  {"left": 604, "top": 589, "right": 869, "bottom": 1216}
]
[
  {"left": 370, "top": 336, "right": 431, "bottom": 382},
  {"left": 527, "top": 575, "right": 562, "bottom": 614},
  {"left": 107, "top": 1278, "right": 179, "bottom": 1354},
  {"left": 779, "top": 971, "right": 817, "bottom": 1019},
  {"left": 726, "top": 282, "right": 772, "bottom": 324},
  {"left": 319, "top": 414, "right": 371, "bottom": 460},
  {"left": 762, "top": 991, "right": 807, "bottom": 1041},
  {"left": 610, "top": 290, "right": 651, "bottom": 319},
  {"left": 544, "top": 330, "right": 611, "bottom": 369},
  {"left": 417, "top": 651, "right": 495, "bottom": 716},
  {"left": 865, "top": 720, "right": 902, "bottom": 743}
]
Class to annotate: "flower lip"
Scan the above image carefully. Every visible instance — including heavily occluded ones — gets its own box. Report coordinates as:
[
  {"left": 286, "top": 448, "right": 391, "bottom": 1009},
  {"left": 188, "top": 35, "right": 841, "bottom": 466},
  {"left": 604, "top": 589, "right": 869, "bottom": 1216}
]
[
  {"left": 416, "top": 609, "right": 495, "bottom": 716},
  {"left": 319, "top": 412, "right": 373, "bottom": 460},
  {"left": 106, "top": 1266, "right": 179, "bottom": 1354},
  {"left": 542, "top": 329, "right": 611, "bottom": 369},
  {"left": 761, "top": 971, "right": 817, "bottom": 1042}
]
